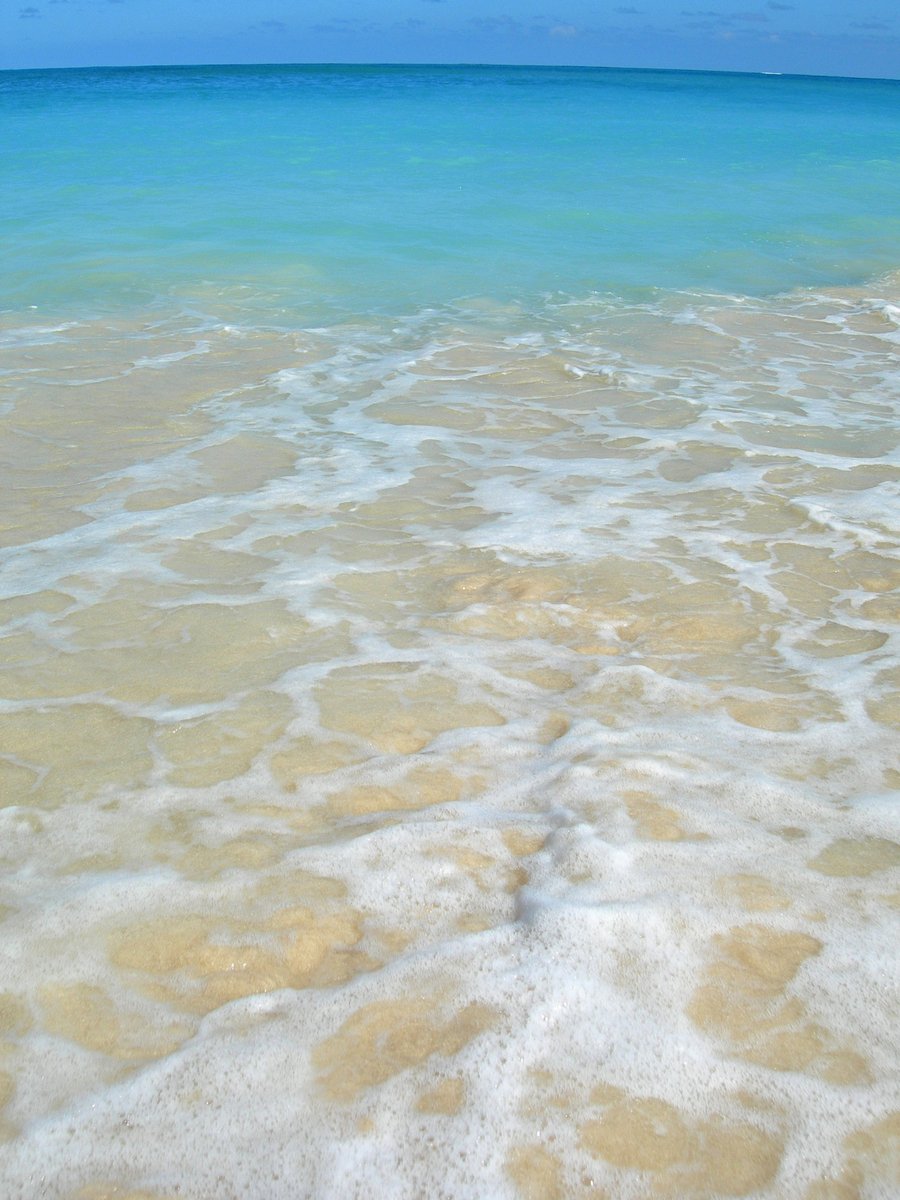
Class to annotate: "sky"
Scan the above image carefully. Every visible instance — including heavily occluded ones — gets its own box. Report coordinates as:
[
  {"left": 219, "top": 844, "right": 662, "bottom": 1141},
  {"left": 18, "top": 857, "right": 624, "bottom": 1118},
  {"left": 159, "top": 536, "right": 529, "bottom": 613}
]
[{"left": 2, "top": 0, "right": 898, "bottom": 78}]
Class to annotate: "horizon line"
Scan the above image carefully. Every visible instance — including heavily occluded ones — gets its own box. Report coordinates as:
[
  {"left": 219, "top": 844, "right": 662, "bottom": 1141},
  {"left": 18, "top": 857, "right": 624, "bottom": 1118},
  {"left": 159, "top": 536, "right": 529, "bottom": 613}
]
[{"left": 2, "top": 59, "right": 898, "bottom": 84}]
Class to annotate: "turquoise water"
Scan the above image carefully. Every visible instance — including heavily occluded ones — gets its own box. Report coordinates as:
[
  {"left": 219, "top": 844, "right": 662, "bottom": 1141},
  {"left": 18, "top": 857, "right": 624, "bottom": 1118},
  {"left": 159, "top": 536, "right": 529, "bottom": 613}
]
[
  {"left": 1, "top": 65, "right": 900, "bottom": 1198},
  {"left": 2, "top": 64, "right": 899, "bottom": 318}
]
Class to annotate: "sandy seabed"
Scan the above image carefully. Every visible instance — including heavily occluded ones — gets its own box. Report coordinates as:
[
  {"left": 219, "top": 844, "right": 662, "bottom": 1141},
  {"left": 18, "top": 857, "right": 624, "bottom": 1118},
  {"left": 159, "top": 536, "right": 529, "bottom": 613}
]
[{"left": 0, "top": 278, "right": 898, "bottom": 1198}]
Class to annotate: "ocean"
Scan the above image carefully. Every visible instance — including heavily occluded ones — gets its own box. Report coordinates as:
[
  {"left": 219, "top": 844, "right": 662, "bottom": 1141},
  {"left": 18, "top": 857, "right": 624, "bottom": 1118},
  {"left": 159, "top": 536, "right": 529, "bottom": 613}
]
[{"left": 0, "top": 64, "right": 898, "bottom": 1198}]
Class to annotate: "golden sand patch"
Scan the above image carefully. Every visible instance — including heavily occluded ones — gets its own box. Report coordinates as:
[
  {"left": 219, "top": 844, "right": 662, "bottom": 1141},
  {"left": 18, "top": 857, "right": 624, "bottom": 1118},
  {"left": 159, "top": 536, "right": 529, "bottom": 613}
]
[
  {"left": 269, "top": 736, "right": 368, "bottom": 790},
  {"left": 715, "top": 874, "right": 792, "bottom": 913},
  {"left": 190, "top": 433, "right": 297, "bottom": 495},
  {"left": 502, "top": 828, "right": 549, "bottom": 858},
  {"left": 842, "top": 550, "right": 900, "bottom": 594},
  {"left": 0, "top": 1069, "right": 15, "bottom": 1141},
  {"left": 315, "top": 665, "right": 505, "bottom": 755},
  {"left": 105, "top": 864, "right": 374, "bottom": 1022},
  {"left": 536, "top": 713, "right": 571, "bottom": 745},
  {"left": 416, "top": 1076, "right": 465, "bottom": 1116},
  {"left": 59, "top": 852, "right": 125, "bottom": 876},
  {"left": 624, "top": 602, "right": 758, "bottom": 658},
  {"left": 0, "top": 590, "right": 73, "bottom": 622},
  {"left": 515, "top": 668, "right": 576, "bottom": 692},
  {"left": 0, "top": 704, "right": 155, "bottom": 809},
  {"left": 805, "top": 1112, "right": 900, "bottom": 1198},
  {"left": 2, "top": 590, "right": 330, "bottom": 710},
  {"left": 796, "top": 622, "right": 888, "bottom": 659},
  {"left": 365, "top": 399, "right": 485, "bottom": 431},
  {"left": 107, "top": 886, "right": 377, "bottom": 1019},
  {"left": 326, "top": 765, "right": 465, "bottom": 818},
  {"left": 865, "top": 672, "right": 900, "bottom": 728},
  {"left": 161, "top": 542, "right": 267, "bottom": 587},
  {"left": 445, "top": 567, "right": 569, "bottom": 608},
  {"left": 506, "top": 1144, "right": 568, "bottom": 1200},
  {"left": 99, "top": 600, "right": 313, "bottom": 705},
  {"left": 254, "top": 867, "right": 349, "bottom": 905},
  {"left": 808, "top": 837, "right": 900, "bottom": 878},
  {"left": 803, "top": 1181, "right": 860, "bottom": 1199},
  {"left": 580, "top": 671, "right": 704, "bottom": 730},
  {"left": 175, "top": 836, "right": 286, "bottom": 881},
  {"left": 843, "top": 1112, "right": 900, "bottom": 1191},
  {"left": 314, "top": 998, "right": 496, "bottom": 1102},
  {"left": 0, "top": 993, "right": 32, "bottom": 1037},
  {"left": 724, "top": 686, "right": 844, "bottom": 731},
  {"left": 770, "top": 569, "right": 841, "bottom": 620},
  {"left": 658, "top": 442, "right": 739, "bottom": 483},
  {"left": 0, "top": 759, "right": 41, "bottom": 803},
  {"left": 454, "top": 914, "right": 498, "bottom": 934},
  {"left": 623, "top": 791, "right": 688, "bottom": 842},
  {"left": 39, "top": 982, "right": 190, "bottom": 1061},
  {"left": 857, "top": 594, "right": 900, "bottom": 623},
  {"left": 617, "top": 394, "right": 699, "bottom": 429},
  {"left": 159, "top": 690, "right": 294, "bottom": 788},
  {"left": 687, "top": 924, "right": 869, "bottom": 1082},
  {"left": 579, "top": 1090, "right": 782, "bottom": 1196}
]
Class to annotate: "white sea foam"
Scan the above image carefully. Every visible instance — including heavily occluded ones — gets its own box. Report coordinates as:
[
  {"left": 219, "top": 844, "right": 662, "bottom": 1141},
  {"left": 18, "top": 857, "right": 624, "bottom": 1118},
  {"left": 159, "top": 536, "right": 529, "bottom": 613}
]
[{"left": 0, "top": 280, "right": 898, "bottom": 1197}]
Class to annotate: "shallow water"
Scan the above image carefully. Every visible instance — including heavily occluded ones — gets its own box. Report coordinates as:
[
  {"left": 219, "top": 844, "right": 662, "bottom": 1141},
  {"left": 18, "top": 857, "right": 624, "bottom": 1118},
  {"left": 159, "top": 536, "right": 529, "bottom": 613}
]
[
  {"left": 1, "top": 64, "right": 899, "bottom": 1200},
  {"left": 3, "top": 64, "right": 900, "bottom": 315}
]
